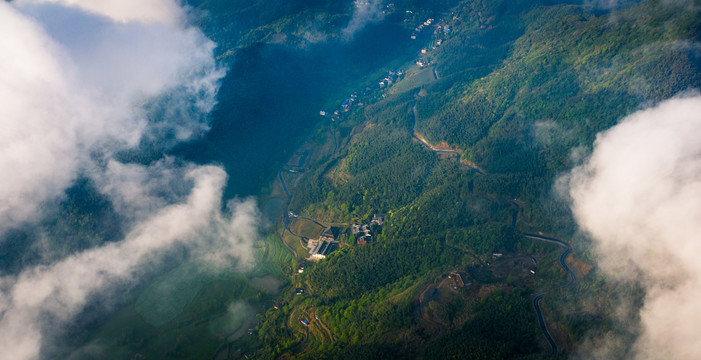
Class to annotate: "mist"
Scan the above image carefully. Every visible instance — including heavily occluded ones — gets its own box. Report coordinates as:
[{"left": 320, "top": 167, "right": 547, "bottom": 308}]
[
  {"left": 0, "top": 0, "right": 259, "bottom": 358},
  {"left": 566, "top": 93, "right": 701, "bottom": 359},
  {"left": 342, "top": 0, "right": 385, "bottom": 40},
  {"left": 0, "top": 167, "right": 257, "bottom": 359}
]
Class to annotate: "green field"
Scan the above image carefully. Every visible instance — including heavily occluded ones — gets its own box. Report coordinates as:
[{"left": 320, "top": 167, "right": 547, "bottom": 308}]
[
  {"left": 135, "top": 262, "right": 221, "bottom": 327},
  {"left": 388, "top": 65, "right": 436, "bottom": 95}
]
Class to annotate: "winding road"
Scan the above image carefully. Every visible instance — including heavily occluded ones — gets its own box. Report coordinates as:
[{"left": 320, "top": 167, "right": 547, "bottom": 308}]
[
  {"left": 533, "top": 293, "right": 558, "bottom": 355},
  {"left": 523, "top": 230, "right": 575, "bottom": 356},
  {"left": 510, "top": 206, "right": 574, "bottom": 356},
  {"left": 409, "top": 75, "right": 575, "bottom": 356},
  {"left": 411, "top": 105, "right": 484, "bottom": 174},
  {"left": 523, "top": 233, "right": 575, "bottom": 285},
  {"left": 272, "top": 64, "right": 576, "bottom": 356},
  {"left": 297, "top": 216, "right": 326, "bottom": 229}
]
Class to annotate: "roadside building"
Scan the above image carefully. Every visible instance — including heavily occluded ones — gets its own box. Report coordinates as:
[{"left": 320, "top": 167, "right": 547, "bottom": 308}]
[{"left": 311, "top": 240, "right": 334, "bottom": 260}]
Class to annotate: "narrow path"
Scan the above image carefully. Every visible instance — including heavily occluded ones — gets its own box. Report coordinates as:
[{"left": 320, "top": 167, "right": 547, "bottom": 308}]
[
  {"left": 416, "top": 282, "right": 446, "bottom": 335},
  {"left": 278, "top": 171, "right": 298, "bottom": 258},
  {"left": 314, "top": 315, "right": 335, "bottom": 342},
  {"left": 329, "top": 123, "right": 339, "bottom": 154},
  {"left": 279, "top": 171, "right": 291, "bottom": 200},
  {"left": 411, "top": 105, "right": 484, "bottom": 174},
  {"left": 534, "top": 293, "right": 558, "bottom": 356}
]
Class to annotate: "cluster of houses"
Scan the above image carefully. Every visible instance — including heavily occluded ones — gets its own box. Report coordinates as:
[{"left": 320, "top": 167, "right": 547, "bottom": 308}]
[
  {"left": 303, "top": 214, "right": 385, "bottom": 262},
  {"left": 319, "top": 70, "right": 404, "bottom": 120},
  {"left": 319, "top": 92, "right": 362, "bottom": 120},
  {"left": 413, "top": 17, "right": 452, "bottom": 67},
  {"left": 378, "top": 70, "right": 403, "bottom": 89},
  {"left": 410, "top": 17, "right": 434, "bottom": 39},
  {"left": 351, "top": 214, "right": 384, "bottom": 245}
]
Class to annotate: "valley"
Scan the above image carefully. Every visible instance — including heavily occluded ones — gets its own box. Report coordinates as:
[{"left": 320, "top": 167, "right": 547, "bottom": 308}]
[{"left": 4, "top": 0, "right": 698, "bottom": 359}]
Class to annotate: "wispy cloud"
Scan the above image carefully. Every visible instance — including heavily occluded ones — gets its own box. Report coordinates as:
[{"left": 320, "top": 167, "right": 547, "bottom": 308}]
[
  {"left": 0, "top": 1, "right": 258, "bottom": 358},
  {"left": 565, "top": 93, "right": 701, "bottom": 359},
  {"left": 0, "top": 166, "right": 258, "bottom": 359},
  {"left": 341, "top": 0, "right": 385, "bottom": 40}
]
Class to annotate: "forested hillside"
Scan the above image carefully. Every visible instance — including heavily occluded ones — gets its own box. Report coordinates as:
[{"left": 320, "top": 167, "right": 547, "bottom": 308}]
[
  {"left": 44, "top": 0, "right": 699, "bottom": 358},
  {"left": 252, "top": 0, "right": 701, "bottom": 359}
]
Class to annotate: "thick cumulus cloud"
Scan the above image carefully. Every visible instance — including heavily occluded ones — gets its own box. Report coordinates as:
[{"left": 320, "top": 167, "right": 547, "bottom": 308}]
[
  {"left": 342, "top": 0, "right": 385, "bottom": 39},
  {"left": 0, "top": 1, "right": 258, "bottom": 359},
  {"left": 567, "top": 94, "right": 701, "bottom": 359},
  {"left": 0, "top": 0, "right": 224, "bottom": 230}
]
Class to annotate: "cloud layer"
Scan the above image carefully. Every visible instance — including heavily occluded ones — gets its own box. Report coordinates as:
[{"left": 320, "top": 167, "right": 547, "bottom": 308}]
[
  {"left": 567, "top": 94, "right": 701, "bottom": 359},
  {"left": 0, "top": 1, "right": 257, "bottom": 358}
]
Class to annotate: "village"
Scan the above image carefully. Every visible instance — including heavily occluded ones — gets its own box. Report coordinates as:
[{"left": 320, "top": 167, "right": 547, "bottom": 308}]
[
  {"left": 292, "top": 213, "right": 384, "bottom": 265},
  {"left": 316, "top": 11, "right": 458, "bottom": 119},
  {"left": 276, "top": 6, "right": 459, "bottom": 278},
  {"left": 411, "top": 16, "right": 452, "bottom": 68},
  {"left": 318, "top": 70, "right": 404, "bottom": 122}
]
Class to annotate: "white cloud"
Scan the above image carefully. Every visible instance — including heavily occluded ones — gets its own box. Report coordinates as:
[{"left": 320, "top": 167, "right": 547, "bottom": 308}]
[
  {"left": 0, "top": 1, "right": 259, "bottom": 358},
  {"left": 0, "top": 167, "right": 258, "bottom": 360},
  {"left": 16, "top": 0, "right": 184, "bottom": 25},
  {"left": 342, "top": 0, "right": 385, "bottom": 40},
  {"left": 0, "top": 0, "right": 224, "bottom": 230},
  {"left": 567, "top": 94, "right": 701, "bottom": 359}
]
